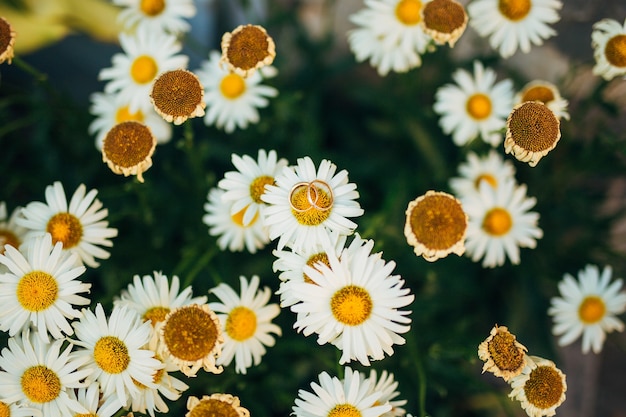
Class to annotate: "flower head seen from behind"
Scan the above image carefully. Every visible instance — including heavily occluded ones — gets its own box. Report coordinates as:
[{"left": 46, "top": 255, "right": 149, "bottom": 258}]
[
  {"left": 186, "top": 393, "right": 250, "bottom": 417},
  {"left": 114, "top": 0, "right": 196, "bottom": 35},
  {"left": 0, "top": 233, "right": 90, "bottom": 342},
  {"left": 17, "top": 181, "right": 118, "bottom": 268},
  {"left": 478, "top": 324, "right": 528, "bottom": 381},
  {"left": 463, "top": 179, "right": 542, "bottom": 268},
  {"left": 208, "top": 275, "right": 281, "bottom": 374},
  {"left": 150, "top": 69, "right": 206, "bottom": 125},
  {"left": 0, "top": 201, "right": 27, "bottom": 256},
  {"left": 592, "top": 18, "right": 626, "bottom": 81},
  {"left": 449, "top": 150, "right": 516, "bottom": 199},
  {"left": 508, "top": 356, "right": 567, "bottom": 417},
  {"left": 468, "top": 0, "right": 563, "bottom": 58},
  {"left": 421, "top": 0, "right": 468, "bottom": 47},
  {"left": 197, "top": 51, "right": 279, "bottom": 133},
  {"left": 220, "top": 24, "right": 276, "bottom": 78},
  {"left": 0, "top": 16, "right": 16, "bottom": 65},
  {"left": 434, "top": 60, "right": 514, "bottom": 147},
  {"left": 548, "top": 264, "right": 626, "bottom": 354},
  {"left": 514, "top": 80, "right": 570, "bottom": 120},
  {"left": 102, "top": 120, "right": 157, "bottom": 183}
]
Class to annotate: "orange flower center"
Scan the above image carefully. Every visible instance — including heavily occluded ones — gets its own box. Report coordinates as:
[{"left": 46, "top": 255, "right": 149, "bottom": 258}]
[
  {"left": 605, "top": 34, "right": 626, "bottom": 68},
  {"left": 498, "top": 0, "right": 531, "bottom": 21}
]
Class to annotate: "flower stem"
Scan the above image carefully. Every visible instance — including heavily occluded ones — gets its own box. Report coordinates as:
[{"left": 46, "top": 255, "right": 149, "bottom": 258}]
[{"left": 12, "top": 56, "right": 48, "bottom": 82}]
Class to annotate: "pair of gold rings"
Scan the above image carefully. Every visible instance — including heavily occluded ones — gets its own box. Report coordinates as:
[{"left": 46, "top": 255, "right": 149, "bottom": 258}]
[{"left": 288, "top": 180, "right": 334, "bottom": 213}]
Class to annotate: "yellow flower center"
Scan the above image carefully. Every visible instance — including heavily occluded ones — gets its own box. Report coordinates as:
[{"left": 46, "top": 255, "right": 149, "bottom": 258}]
[
  {"left": 140, "top": 0, "right": 166, "bottom": 16},
  {"left": 220, "top": 74, "right": 247, "bottom": 99},
  {"left": 466, "top": 93, "right": 492, "bottom": 120},
  {"left": 407, "top": 193, "right": 467, "bottom": 251},
  {"left": 225, "top": 25, "right": 273, "bottom": 71},
  {"left": 21, "top": 365, "right": 61, "bottom": 403},
  {"left": 162, "top": 305, "right": 220, "bottom": 361},
  {"left": 290, "top": 182, "right": 333, "bottom": 226},
  {"left": 151, "top": 69, "right": 205, "bottom": 119},
  {"left": 133, "top": 362, "right": 165, "bottom": 389},
  {"left": 304, "top": 252, "right": 330, "bottom": 283},
  {"left": 143, "top": 306, "right": 171, "bottom": 326},
  {"left": 131, "top": 55, "right": 159, "bottom": 84},
  {"left": 0, "top": 229, "right": 20, "bottom": 254},
  {"left": 103, "top": 121, "right": 156, "bottom": 168},
  {"left": 395, "top": 0, "right": 423, "bottom": 25},
  {"left": 605, "top": 34, "right": 626, "bottom": 68},
  {"left": 474, "top": 174, "right": 498, "bottom": 189},
  {"left": 422, "top": 0, "right": 466, "bottom": 33},
  {"left": 231, "top": 206, "right": 259, "bottom": 227},
  {"left": 0, "top": 402, "right": 8, "bottom": 417},
  {"left": 482, "top": 207, "right": 513, "bottom": 236},
  {"left": 487, "top": 329, "right": 525, "bottom": 372},
  {"left": 507, "top": 101, "right": 560, "bottom": 152},
  {"left": 524, "top": 366, "right": 565, "bottom": 410},
  {"left": 189, "top": 399, "right": 240, "bottom": 417},
  {"left": 330, "top": 286, "right": 373, "bottom": 326},
  {"left": 46, "top": 212, "right": 83, "bottom": 248},
  {"left": 498, "top": 0, "right": 531, "bottom": 21},
  {"left": 17, "top": 271, "right": 58, "bottom": 312},
  {"left": 93, "top": 336, "right": 130, "bottom": 374},
  {"left": 578, "top": 296, "right": 606, "bottom": 324},
  {"left": 75, "top": 413, "right": 98, "bottom": 417},
  {"left": 226, "top": 306, "right": 257, "bottom": 341},
  {"left": 328, "top": 404, "right": 363, "bottom": 417},
  {"left": 521, "top": 85, "right": 555, "bottom": 104},
  {"left": 249, "top": 175, "right": 275, "bottom": 204},
  {"left": 115, "top": 105, "right": 145, "bottom": 124}
]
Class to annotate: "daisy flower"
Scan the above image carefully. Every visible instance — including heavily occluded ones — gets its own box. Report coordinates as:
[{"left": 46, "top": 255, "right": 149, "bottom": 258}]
[
  {"left": 0, "top": 201, "right": 27, "bottom": 255},
  {"left": 261, "top": 156, "right": 364, "bottom": 253},
  {"left": 150, "top": 69, "right": 206, "bottom": 125},
  {"left": 99, "top": 25, "right": 188, "bottom": 113},
  {"left": 0, "top": 330, "right": 92, "bottom": 416},
  {"left": 69, "top": 383, "right": 123, "bottom": 417},
  {"left": 513, "top": 80, "right": 569, "bottom": 120},
  {"left": 114, "top": 0, "right": 196, "bottom": 34},
  {"left": 448, "top": 150, "right": 516, "bottom": 199},
  {"left": 361, "top": 369, "right": 407, "bottom": 417},
  {"left": 0, "top": 16, "right": 16, "bottom": 65},
  {"left": 186, "top": 393, "right": 250, "bottom": 417},
  {"left": 16, "top": 181, "right": 118, "bottom": 268},
  {"left": 592, "top": 18, "right": 626, "bottom": 81},
  {"left": 89, "top": 91, "right": 172, "bottom": 149},
  {"left": 71, "top": 303, "right": 163, "bottom": 407},
  {"left": 0, "top": 400, "right": 40, "bottom": 417},
  {"left": 467, "top": 0, "right": 563, "bottom": 59},
  {"left": 208, "top": 275, "right": 281, "bottom": 374},
  {"left": 289, "top": 236, "right": 414, "bottom": 365},
  {"left": 196, "top": 51, "right": 278, "bottom": 133},
  {"left": 508, "top": 356, "right": 567, "bottom": 417},
  {"left": 434, "top": 60, "right": 514, "bottom": 146},
  {"left": 463, "top": 179, "right": 542, "bottom": 268},
  {"left": 347, "top": 0, "right": 432, "bottom": 76},
  {"left": 220, "top": 24, "right": 276, "bottom": 78},
  {"left": 477, "top": 324, "right": 528, "bottom": 381},
  {"left": 202, "top": 187, "right": 270, "bottom": 254},
  {"left": 102, "top": 121, "right": 157, "bottom": 183},
  {"left": 218, "top": 149, "right": 288, "bottom": 227},
  {"left": 0, "top": 233, "right": 90, "bottom": 342},
  {"left": 292, "top": 367, "right": 392, "bottom": 417},
  {"left": 548, "top": 264, "right": 626, "bottom": 354}
]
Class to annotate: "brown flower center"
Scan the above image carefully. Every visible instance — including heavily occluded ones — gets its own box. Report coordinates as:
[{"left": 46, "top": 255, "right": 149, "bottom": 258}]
[
  {"left": 487, "top": 330, "right": 525, "bottom": 372},
  {"left": 507, "top": 101, "right": 560, "bottom": 152},
  {"left": 524, "top": 366, "right": 565, "bottom": 410},
  {"left": 0, "top": 17, "right": 12, "bottom": 58},
  {"left": 605, "top": 34, "right": 626, "bottom": 68},
  {"left": 103, "top": 121, "right": 155, "bottom": 168},
  {"left": 162, "top": 305, "right": 220, "bottom": 361},
  {"left": 521, "top": 85, "right": 555, "bottom": 104},
  {"left": 151, "top": 69, "right": 204, "bottom": 119},
  {"left": 189, "top": 399, "right": 241, "bottom": 417},
  {"left": 407, "top": 193, "right": 466, "bottom": 251},
  {"left": 423, "top": 0, "right": 466, "bottom": 33},
  {"left": 0, "top": 229, "right": 20, "bottom": 254},
  {"left": 498, "top": 0, "right": 531, "bottom": 21},
  {"left": 225, "top": 25, "right": 273, "bottom": 71}
]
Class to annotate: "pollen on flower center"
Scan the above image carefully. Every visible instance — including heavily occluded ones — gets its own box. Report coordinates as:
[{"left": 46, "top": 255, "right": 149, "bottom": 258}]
[
  {"left": 220, "top": 74, "right": 247, "bottom": 99},
  {"left": 94, "top": 336, "right": 130, "bottom": 374},
  {"left": 103, "top": 121, "right": 156, "bottom": 168},
  {"left": 21, "top": 365, "right": 61, "bottom": 403},
  {"left": 143, "top": 306, "right": 171, "bottom": 325},
  {"left": 605, "top": 34, "right": 626, "bottom": 67},
  {"left": 290, "top": 182, "right": 333, "bottom": 226},
  {"left": 151, "top": 69, "right": 205, "bottom": 124},
  {"left": 407, "top": 193, "right": 467, "bottom": 251},
  {"left": 131, "top": 55, "right": 158, "bottom": 84},
  {"left": 482, "top": 207, "right": 513, "bottom": 236},
  {"left": 328, "top": 403, "right": 363, "bottom": 417},
  {"left": 46, "top": 212, "right": 83, "bottom": 248},
  {"left": 331, "top": 285, "right": 373, "bottom": 326},
  {"left": 231, "top": 206, "right": 259, "bottom": 227},
  {"left": 422, "top": 0, "right": 466, "bottom": 33},
  {"left": 507, "top": 101, "right": 560, "bottom": 152},
  {"left": 249, "top": 175, "right": 274, "bottom": 204},
  {"left": 0, "top": 230, "right": 20, "bottom": 254},
  {"left": 226, "top": 306, "right": 257, "bottom": 341},
  {"left": 487, "top": 330, "right": 525, "bottom": 372},
  {"left": 162, "top": 305, "right": 220, "bottom": 361},
  {"left": 498, "top": 0, "right": 531, "bottom": 21},
  {"left": 524, "top": 366, "right": 565, "bottom": 409},
  {"left": 0, "top": 402, "right": 10, "bottom": 417},
  {"left": 17, "top": 271, "right": 58, "bottom": 312},
  {"left": 304, "top": 252, "right": 330, "bottom": 283},
  {"left": 521, "top": 86, "right": 555, "bottom": 104},
  {"left": 474, "top": 174, "right": 498, "bottom": 189},
  {"left": 189, "top": 399, "right": 240, "bottom": 417},
  {"left": 578, "top": 296, "right": 606, "bottom": 324},
  {"left": 466, "top": 93, "right": 492, "bottom": 120},
  {"left": 116, "top": 105, "right": 145, "bottom": 124},
  {"left": 225, "top": 25, "right": 273, "bottom": 71},
  {"left": 140, "top": 0, "right": 166, "bottom": 16},
  {"left": 395, "top": 0, "right": 423, "bottom": 25}
]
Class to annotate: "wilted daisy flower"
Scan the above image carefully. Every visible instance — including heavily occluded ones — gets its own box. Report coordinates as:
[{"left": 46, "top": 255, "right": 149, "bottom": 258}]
[
  {"left": 434, "top": 60, "right": 514, "bottom": 146},
  {"left": 114, "top": 0, "right": 196, "bottom": 34},
  {"left": 478, "top": 324, "right": 528, "bottom": 381},
  {"left": 89, "top": 91, "right": 172, "bottom": 149},
  {"left": 186, "top": 393, "right": 250, "bottom": 417},
  {"left": 150, "top": 69, "right": 206, "bottom": 125},
  {"left": 592, "top": 18, "right": 626, "bottom": 81},
  {"left": 0, "top": 400, "right": 40, "bottom": 417},
  {"left": 548, "top": 264, "right": 626, "bottom": 354},
  {"left": 69, "top": 384, "right": 123, "bottom": 417},
  {"left": 0, "top": 234, "right": 90, "bottom": 342},
  {"left": 449, "top": 150, "right": 516, "bottom": 199},
  {"left": 71, "top": 303, "right": 163, "bottom": 407},
  {"left": 467, "top": 0, "right": 563, "bottom": 59},
  {"left": 361, "top": 369, "right": 407, "bottom": 417},
  {"left": 220, "top": 24, "right": 276, "bottom": 78},
  {"left": 102, "top": 120, "right": 157, "bottom": 183},
  {"left": 404, "top": 190, "right": 467, "bottom": 262},
  {"left": 509, "top": 356, "right": 567, "bottom": 417},
  {"left": 197, "top": 51, "right": 278, "bottom": 133},
  {"left": 504, "top": 101, "right": 561, "bottom": 167},
  {"left": 514, "top": 80, "right": 570, "bottom": 120},
  {"left": 208, "top": 275, "right": 281, "bottom": 374},
  {"left": 203, "top": 188, "right": 270, "bottom": 254},
  {"left": 17, "top": 181, "right": 118, "bottom": 268},
  {"left": 99, "top": 26, "right": 188, "bottom": 113},
  {"left": 463, "top": 179, "right": 542, "bottom": 268},
  {"left": 0, "top": 330, "right": 92, "bottom": 416},
  {"left": 0, "top": 201, "right": 27, "bottom": 255},
  {"left": 261, "top": 156, "right": 364, "bottom": 253},
  {"left": 421, "top": 0, "right": 468, "bottom": 47},
  {"left": 293, "top": 367, "right": 392, "bottom": 417},
  {"left": 290, "top": 237, "right": 414, "bottom": 365},
  {"left": 347, "top": 0, "right": 432, "bottom": 76},
  {"left": 157, "top": 303, "right": 224, "bottom": 377},
  {"left": 0, "top": 16, "right": 16, "bottom": 65}
]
